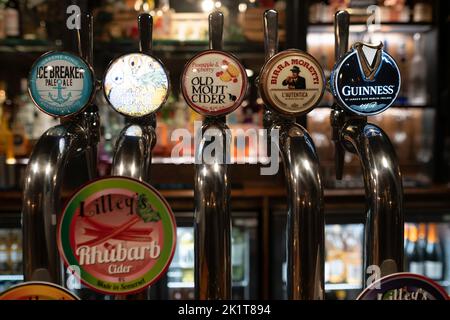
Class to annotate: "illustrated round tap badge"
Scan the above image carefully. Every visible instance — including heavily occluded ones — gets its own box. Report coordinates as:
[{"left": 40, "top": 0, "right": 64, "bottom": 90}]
[
  {"left": 181, "top": 50, "right": 248, "bottom": 116},
  {"left": 259, "top": 49, "right": 325, "bottom": 116},
  {"left": 330, "top": 42, "right": 401, "bottom": 116},
  {"left": 357, "top": 273, "right": 449, "bottom": 300},
  {"left": 57, "top": 177, "right": 177, "bottom": 295},
  {"left": 103, "top": 53, "right": 169, "bottom": 117},
  {"left": 0, "top": 282, "right": 80, "bottom": 300},
  {"left": 28, "top": 51, "right": 94, "bottom": 117}
]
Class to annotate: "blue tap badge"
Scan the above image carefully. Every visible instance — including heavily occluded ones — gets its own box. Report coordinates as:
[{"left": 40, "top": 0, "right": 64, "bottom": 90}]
[
  {"left": 330, "top": 42, "right": 401, "bottom": 116},
  {"left": 28, "top": 51, "right": 95, "bottom": 117}
]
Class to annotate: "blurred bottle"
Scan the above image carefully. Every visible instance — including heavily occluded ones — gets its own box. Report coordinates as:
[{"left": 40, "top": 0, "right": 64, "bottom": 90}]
[
  {"left": 0, "top": 230, "right": 9, "bottom": 273},
  {"left": 344, "top": 226, "right": 362, "bottom": 285},
  {"left": 328, "top": 225, "right": 346, "bottom": 283},
  {"left": 412, "top": 0, "right": 432, "bottom": 23},
  {"left": 406, "top": 224, "right": 424, "bottom": 274},
  {"left": 0, "top": 3, "right": 5, "bottom": 39},
  {"left": 0, "top": 100, "right": 14, "bottom": 161},
  {"left": 232, "top": 228, "right": 245, "bottom": 282},
  {"left": 408, "top": 33, "right": 427, "bottom": 106},
  {"left": 8, "top": 230, "right": 21, "bottom": 274},
  {"left": 178, "top": 230, "right": 194, "bottom": 283},
  {"left": 424, "top": 223, "right": 444, "bottom": 280},
  {"left": 4, "top": 0, "right": 20, "bottom": 39}
]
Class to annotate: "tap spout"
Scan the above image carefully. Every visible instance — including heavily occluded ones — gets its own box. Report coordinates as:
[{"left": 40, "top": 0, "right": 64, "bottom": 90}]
[
  {"left": 194, "top": 120, "right": 231, "bottom": 299},
  {"left": 341, "top": 119, "right": 404, "bottom": 286},
  {"left": 111, "top": 121, "right": 155, "bottom": 181},
  {"left": 275, "top": 121, "right": 324, "bottom": 300},
  {"left": 22, "top": 122, "right": 89, "bottom": 283}
]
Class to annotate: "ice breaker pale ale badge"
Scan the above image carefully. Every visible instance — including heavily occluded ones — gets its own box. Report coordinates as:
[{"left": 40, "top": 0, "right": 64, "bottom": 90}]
[
  {"left": 0, "top": 282, "right": 80, "bottom": 300},
  {"left": 28, "top": 51, "right": 95, "bottom": 117},
  {"left": 331, "top": 42, "right": 401, "bottom": 116},
  {"left": 181, "top": 50, "right": 248, "bottom": 116},
  {"left": 357, "top": 273, "right": 449, "bottom": 300},
  {"left": 259, "top": 49, "right": 325, "bottom": 116},
  {"left": 57, "top": 177, "right": 177, "bottom": 295},
  {"left": 103, "top": 53, "right": 169, "bottom": 117}
]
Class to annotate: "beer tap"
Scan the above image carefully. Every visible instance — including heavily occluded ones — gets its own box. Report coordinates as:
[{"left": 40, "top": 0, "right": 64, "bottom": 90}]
[
  {"left": 260, "top": 10, "right": 325, "bottom": 300},
  {"left": 22, "top": 13, "right": 99, "bottom": 284},
  {"left": 107, "top": 13, "right": 162, "bottom": 182},
  {"left": 180, "top": 11, "right": 248, "bottom": 299},
  {"left": 103, "top": 13, "right": 168, "bottom": 300},
  {"left": 330, "top": 10, "right": 404, "bottom": 287}
]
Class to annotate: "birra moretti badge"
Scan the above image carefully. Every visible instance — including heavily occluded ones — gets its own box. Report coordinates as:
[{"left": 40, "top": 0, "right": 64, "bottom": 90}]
[
  {"left": 57, "top": 177, "right": 177, "bottom": 295},
  {"left": 330, "top": 42, "right": 401, "bottom": 116},
  {"left": 259, "top": 49, "right": 325, "bottom": 116},
  {"left": 28, "top": 51, "right": 94, "bottom": 117},
  {"left": 181, "top": 50, "right": 248, "bottom": 116}
]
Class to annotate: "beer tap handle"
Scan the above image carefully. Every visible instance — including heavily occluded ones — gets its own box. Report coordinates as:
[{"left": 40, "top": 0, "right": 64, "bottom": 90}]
[
  {"left": 264, "top": 9, "right": 278, "bottom": 62},
  {"left": 331, "top": 11, "right": 350, "bottom": 180},
  {"left": 334, "top": 10, "right": 350, "bottom": 61},
  {"left": 209, "top": 11, "right": 224, "bottom": 51},
  {"left": 75, "top": 13, "right": 94, "bottom": 65},
  {"left": 138, "top": 13, "right": 153, "bottom": 55}
]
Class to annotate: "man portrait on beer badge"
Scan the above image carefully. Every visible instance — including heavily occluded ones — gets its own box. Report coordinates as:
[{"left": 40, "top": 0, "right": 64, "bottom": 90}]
[{"left": 282, "top": 66, "right": 306, "bottom": 89}]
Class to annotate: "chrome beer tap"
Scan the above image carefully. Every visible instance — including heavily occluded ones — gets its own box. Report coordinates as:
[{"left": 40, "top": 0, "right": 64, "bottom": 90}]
[
  {"left": 103, "top": 13, "right": 169, "bottom": 300},
  {"left": 108, "top": 14, "right": 162, "bottom": 181},
  {"left": 330, "top": 10, "right": 404, "bottom": 287},
  {"left": 180, "top": 11, "right": 248, "bottom": 299},
  {"left": 22, "top": 13, "right": 99, "bottom": 284},
  {"left": 260, "top": 10, "right": 325, "bottom": 300}
]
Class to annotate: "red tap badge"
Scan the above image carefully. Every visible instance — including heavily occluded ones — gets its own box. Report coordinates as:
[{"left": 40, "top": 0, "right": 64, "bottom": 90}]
[{"left": 57, "top": 177, "right": 177, "bottom": 295}]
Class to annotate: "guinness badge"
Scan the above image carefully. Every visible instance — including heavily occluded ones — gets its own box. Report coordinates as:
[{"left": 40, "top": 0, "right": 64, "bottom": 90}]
[
  {"left": 103, "top": 53, "right": 170, "bottom": 117},
  {"left": 330, "top": 42, "right": 401, "bottom": 116},
  {"left": 28, "top": 51, "right": 95, "bottom": 117},
  {"left": 259, "top": 49, "right": 325, "bottom": 116},
  {"left": 181, "top": 50, "right": 248, "bottom": 116}
]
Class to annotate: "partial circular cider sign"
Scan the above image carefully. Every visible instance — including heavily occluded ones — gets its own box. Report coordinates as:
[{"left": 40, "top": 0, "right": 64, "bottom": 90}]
[
  {"left": 181, "top": 50, "right": 248, "bottom": 116},
  {"left": 259, "top": 49, "right": 325, "bottom": 116},
  {"left": 28, "top": 51, "right": 95, "bottom": 117},
  {"left": 57, "top": 177, "right": 177, "bottom": 295},
  {"left": 103, "top": 53, "right": 169, "bottom": 117}
]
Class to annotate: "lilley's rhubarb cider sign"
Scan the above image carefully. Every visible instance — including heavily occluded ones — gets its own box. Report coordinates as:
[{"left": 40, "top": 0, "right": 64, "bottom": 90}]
[
  {"left": 357, "top": 273, "right": 449, "bottom": 300},
  {"left": 57, "top": 177, "right": 176, "bottom": 295}
]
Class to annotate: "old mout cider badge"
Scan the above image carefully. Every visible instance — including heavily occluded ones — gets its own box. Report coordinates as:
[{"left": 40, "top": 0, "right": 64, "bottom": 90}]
[
  {"left": 330, "top": 42, "right": 401, "bottom": 116},
  {"left": 259, "top": 49, "right": 325, "bottom": 116},
  {"left": 28, "top": 51, "right": 95, "bottom": 117},
  {"left": 181, "top": 50, "right": 248, "bottom": 116},
  {"left": 57, "top": 177, "right": 177, "bottom": 295}
]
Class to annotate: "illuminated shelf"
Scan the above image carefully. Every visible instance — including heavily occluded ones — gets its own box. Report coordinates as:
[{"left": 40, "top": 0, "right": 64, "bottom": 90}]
[
  {"left": 0, "top": 274, "right": 24, "bottom": 281},
  {"left": 309, "top": 23, "right": 433, "bottom": 34}
]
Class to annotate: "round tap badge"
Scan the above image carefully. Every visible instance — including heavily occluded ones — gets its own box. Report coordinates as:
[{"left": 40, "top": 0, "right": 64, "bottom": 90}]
[
  {"left": 103, "top": 53, "right": 169, "bottom": 117},
  {"left": 57, "top": 177, "right": 177, "bottom": 295},
  {"left": 330, "top": 42, "right": 401, "bottom": 116},
  {"left": 259, "top": 49, "right": 325, "bottom": 116},
  {"left": 28, "top": 51, "right": 95, "bottom": 117},
  {"left": 0, "top": 282, "right": 80, "bottom": 300},
  {"left": 181, "top": 50, "right": 248, "bottom": 116},
  {"left": 357, "top": 273, "right": 449, "bottom": 300}
]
